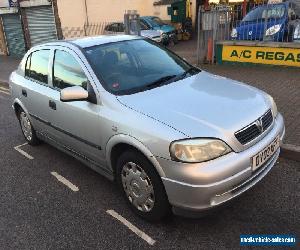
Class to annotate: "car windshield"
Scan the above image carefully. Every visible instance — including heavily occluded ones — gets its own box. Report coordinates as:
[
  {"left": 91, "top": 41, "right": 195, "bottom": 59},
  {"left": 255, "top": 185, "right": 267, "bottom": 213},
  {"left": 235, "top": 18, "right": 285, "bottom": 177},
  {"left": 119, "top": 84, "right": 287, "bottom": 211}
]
[
  {"left": 140, "top": 21, "right": 150, "bottom": 30},
  {"left": 84, "top": 39, "right": 199, "bottom": 95},
  {"left": 151, "top": 17, "right": 166, "bottom": 26},
  {"left": 243, "top": 4, "right": 286, "bottom": 22}
]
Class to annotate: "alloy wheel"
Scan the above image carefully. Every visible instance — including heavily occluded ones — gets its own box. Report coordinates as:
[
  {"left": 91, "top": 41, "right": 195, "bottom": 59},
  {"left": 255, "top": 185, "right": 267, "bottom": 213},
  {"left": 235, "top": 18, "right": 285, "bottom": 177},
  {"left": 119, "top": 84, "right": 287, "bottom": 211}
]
[{"left": 20, "top": 111, "right": 32, "bottom": 141}]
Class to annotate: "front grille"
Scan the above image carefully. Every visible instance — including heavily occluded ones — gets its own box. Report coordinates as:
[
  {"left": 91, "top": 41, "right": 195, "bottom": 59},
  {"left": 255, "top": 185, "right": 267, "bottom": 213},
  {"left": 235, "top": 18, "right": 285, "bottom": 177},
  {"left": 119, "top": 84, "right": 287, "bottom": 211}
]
[
  {"left": 235, "top": 109, "right": 273, "bottom": 145},
  {"left": 262, "top": 109, "right": 273, "bottom": 130},
  {"left": 235, "top": 124, "right": 261, "bottom": 144}
]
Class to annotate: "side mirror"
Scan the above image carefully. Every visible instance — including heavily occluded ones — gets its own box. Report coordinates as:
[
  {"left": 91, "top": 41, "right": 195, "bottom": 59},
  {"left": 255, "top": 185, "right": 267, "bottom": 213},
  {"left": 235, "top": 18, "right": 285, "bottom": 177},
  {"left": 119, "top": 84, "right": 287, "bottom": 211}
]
[
  {"left": 60, "top": 86, "right": 89, "bottom": 102},
  {"left": 291, "top": 14, "right": 297, "bottom": 20}
]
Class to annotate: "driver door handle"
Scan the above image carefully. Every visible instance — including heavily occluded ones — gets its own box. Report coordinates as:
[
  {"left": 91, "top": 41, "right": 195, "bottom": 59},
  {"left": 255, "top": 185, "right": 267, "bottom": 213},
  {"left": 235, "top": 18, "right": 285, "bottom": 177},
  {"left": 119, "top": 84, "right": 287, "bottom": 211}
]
[
  {"left": 22, "top": 89, "right": 27, "bottom": 97},
  {"left": 49, "top": 100, "right": 56, "bottom": 110}
]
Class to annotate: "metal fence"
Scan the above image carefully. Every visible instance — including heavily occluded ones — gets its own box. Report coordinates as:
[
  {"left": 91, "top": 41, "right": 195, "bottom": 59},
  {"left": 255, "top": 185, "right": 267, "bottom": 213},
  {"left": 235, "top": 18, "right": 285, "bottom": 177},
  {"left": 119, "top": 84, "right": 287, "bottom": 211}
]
[
  {"left": 197, "top": 3, "right": 300, "bottom": 63},
  {"left": 61, "top": 22, "right": 116, "bottom": 39},
  {"left": 61, "top": 14, "right": 141, "bottom": 40}
]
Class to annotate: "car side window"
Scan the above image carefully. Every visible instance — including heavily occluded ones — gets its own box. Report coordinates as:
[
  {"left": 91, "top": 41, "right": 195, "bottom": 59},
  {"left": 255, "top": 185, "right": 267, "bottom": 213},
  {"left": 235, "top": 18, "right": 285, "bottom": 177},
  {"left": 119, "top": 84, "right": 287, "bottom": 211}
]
[
  {"left": 140, "top": 20, "right": 150, "bottom": 29},
  {"left": 25, "top": 50, "right": 50, "bottom": 84},
  {"left": 105, "top": 24, "right": 112, "bottom": 31},
  {"left": 118, "top": 23, "right": 125, "bottom": 32},
  {"left": 53, "top": 50, "right": 88, "bottom": 90},
  {"left": 140, "top": 21, "right": 149, "bottom": 30}
]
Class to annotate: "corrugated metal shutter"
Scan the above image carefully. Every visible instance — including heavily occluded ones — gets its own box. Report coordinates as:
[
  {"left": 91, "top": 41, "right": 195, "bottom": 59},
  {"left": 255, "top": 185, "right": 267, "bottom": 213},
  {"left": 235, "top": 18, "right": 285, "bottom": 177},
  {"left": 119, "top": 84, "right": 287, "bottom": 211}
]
[
  {"left": 291, "top": 0, "right": 300, "bottom": 15},
  {"left": 25, "top": 6, "right": 57, "bottom": 47},
  {"left": 2, "top": 14, "right": 26, "bottom": 57}
]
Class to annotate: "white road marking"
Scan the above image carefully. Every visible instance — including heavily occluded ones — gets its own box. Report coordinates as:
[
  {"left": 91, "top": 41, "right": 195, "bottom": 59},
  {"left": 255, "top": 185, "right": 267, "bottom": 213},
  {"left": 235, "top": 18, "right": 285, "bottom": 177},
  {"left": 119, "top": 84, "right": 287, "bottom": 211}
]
[
  {"left": 51, "top": 172, "right": 79, "bottom": 192},
  {"left": 0, "top": 89, "right": 10, "bottom": 95},
  {"left": 0, "top": 86, "right": 9, "bottom": 91},
  {"left": 106, "top": 209, "right": 156, "bottom": 246},
  {"left": 14, "top": 143, "right": 34, "bottom": 160}
]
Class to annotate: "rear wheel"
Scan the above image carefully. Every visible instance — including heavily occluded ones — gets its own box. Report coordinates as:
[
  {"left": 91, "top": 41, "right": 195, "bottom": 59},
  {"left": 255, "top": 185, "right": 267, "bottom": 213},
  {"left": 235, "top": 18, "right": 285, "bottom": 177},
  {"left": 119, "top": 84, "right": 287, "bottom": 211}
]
[
  {"left": 116, "top": 150, "right": 171, "bottom": 221},
  {"left": 17, "top": 109, "right": 40, "bottom": 145}
]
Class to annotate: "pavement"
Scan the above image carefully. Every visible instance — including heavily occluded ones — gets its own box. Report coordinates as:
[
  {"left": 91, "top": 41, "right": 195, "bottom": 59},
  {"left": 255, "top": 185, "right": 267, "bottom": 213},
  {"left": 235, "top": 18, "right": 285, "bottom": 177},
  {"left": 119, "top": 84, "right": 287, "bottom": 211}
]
[
  {"left": 0, "top": 56, "right": 19, "bottom": 84},
  {"left": 0, "top": 87, "right": 299, "bottom": 249}
]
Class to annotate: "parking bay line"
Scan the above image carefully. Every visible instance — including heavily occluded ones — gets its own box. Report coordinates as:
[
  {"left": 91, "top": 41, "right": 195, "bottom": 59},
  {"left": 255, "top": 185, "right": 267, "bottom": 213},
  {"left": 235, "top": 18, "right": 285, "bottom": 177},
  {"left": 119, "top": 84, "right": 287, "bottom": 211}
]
[
  {"left": 106, "top": 209, "right": 156, "bottom": 246},
  {"left": 0, "top": 89, "right": 10, "bottom": 95},
  {"left": 0, "top": 86, "right": 9, "bottom": 91},
  {"left": 14, "top": 143, "right": 34, "bottom": 160},
  {"left": 51, "top": 172, "right": 79, "bottom": 192}
]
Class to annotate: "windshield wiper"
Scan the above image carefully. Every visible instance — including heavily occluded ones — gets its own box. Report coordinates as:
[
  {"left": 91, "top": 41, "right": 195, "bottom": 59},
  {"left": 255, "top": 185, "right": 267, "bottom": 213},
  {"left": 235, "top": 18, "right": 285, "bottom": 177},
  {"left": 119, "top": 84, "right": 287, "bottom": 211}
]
[
  {"left": 144, "top": 68, "right": 200, "bottom": 90},
  {"left": 173, "top": 67, "right": 201, "bottom": 81},
  {"left": 145, "top": 75, "right": 177, "bottom": 89}
]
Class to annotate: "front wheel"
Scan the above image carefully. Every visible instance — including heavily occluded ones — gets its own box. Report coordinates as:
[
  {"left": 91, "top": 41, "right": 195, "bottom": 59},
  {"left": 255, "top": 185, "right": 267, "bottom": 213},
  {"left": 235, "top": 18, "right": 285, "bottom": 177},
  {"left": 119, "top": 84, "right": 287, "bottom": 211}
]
[
  {"left": 116, "top": 150, "right": 171, "bottom": 221},
  {"left": 17, "top": 109, "right": 40, "bottom": 145}
]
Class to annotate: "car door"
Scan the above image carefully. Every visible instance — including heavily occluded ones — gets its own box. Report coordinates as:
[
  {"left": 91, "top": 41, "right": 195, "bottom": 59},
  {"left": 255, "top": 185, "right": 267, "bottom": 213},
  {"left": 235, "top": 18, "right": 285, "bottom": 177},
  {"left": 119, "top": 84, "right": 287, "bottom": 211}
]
[
  {"left": 47, "top": 48, "right": 106, "bottom": 166},
  {"left": 22, "top": 48, "right": 58, "bottom": 137}
]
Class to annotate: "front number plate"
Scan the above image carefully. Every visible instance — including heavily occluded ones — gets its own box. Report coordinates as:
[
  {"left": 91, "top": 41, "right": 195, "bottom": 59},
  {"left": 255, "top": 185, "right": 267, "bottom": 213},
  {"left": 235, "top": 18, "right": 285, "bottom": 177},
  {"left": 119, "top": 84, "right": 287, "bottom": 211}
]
[{"left": 252, "top": 135, "right": 280, "bottom": 171}]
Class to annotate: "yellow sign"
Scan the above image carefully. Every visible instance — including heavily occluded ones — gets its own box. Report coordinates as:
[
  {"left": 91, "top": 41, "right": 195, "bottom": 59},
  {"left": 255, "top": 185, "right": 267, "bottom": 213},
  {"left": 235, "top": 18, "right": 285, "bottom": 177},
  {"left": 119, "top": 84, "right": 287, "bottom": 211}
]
[{"left": 222, "top": 45, "right": 300, "bottom": 67}]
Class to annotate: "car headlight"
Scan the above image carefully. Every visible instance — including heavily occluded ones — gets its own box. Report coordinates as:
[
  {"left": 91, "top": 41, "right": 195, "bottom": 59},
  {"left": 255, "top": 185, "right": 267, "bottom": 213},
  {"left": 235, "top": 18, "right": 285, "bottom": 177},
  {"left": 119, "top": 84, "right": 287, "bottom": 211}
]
[
  {"left": 231, "top": 28, "right": 237, "bottom": 38},
  {"left": 160, "top": 32, "right": 168, "bottom": 39},
  {"left": 294, "top": 24, "right": 300, "bottom": 39},
  {"left": 158, "top": 30, "right": 164, "bottom": 35},
  {"left": 265, "top": 24, "right": 281, "bottom": 36},
  {"left": 170, "top": 139, "right": 232, "bottom": 163},
  {"left": 267, "top": 95, "right": 278, "bottom": 118}
]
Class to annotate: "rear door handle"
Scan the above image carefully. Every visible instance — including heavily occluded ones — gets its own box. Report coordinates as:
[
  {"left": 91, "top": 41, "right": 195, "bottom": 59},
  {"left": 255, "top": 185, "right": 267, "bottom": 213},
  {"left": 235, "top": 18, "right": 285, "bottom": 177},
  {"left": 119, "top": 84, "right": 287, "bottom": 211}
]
[
  {"left": 49, "top": 100, "right": 56, "bottom": 110},
  {"left": 22, "top": 89, "right": 27, "bottom": 97}
]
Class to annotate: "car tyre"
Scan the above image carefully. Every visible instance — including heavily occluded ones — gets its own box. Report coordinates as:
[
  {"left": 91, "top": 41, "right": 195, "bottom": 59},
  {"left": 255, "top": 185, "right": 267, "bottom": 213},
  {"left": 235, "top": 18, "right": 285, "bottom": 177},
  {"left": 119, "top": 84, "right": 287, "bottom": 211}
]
[
  {"left": 17, "top": 109, "right": 40, "bottom": 145},
  {"left": 116, "top": 150, "right": 171, "bottom": 221}
]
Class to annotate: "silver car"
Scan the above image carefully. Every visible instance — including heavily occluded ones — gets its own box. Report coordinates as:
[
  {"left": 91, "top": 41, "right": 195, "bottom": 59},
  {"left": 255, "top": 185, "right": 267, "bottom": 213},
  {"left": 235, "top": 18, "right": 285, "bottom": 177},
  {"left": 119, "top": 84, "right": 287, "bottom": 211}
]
[{"left": 10, "top": 35, "right": 285, "bottom": 221}]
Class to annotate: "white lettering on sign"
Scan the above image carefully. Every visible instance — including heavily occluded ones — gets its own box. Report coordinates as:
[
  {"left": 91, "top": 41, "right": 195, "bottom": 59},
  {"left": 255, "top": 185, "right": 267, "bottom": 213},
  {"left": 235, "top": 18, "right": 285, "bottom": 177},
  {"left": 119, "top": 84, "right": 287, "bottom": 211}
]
[{"left": 19, "top": 0, "right": 52, "bottom": 8}]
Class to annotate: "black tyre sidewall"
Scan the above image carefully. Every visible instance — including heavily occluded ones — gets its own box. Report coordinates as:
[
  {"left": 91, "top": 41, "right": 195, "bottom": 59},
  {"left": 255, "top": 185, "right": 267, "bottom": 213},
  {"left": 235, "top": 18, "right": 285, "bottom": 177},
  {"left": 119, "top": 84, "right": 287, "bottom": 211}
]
[
  {"left": 116, "top": 150, "right": 171, "bottom": 221},
  {"left": 17, "top": 109, "right": 40, "bottom": 146}
]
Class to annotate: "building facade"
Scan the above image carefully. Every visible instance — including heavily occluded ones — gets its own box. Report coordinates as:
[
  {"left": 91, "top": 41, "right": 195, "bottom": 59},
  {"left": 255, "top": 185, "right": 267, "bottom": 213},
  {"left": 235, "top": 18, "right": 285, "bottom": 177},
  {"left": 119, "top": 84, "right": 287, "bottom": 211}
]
[
  {"left": 0, "top": 0, "right": 63, "bottom": 57},
  {"left": 57, "top": 0, "right": 198, "bottom": 27},
  {"left": 0, "top": 0, "right": 26, "bottom": 56},
  {"left": 19, "top": 0, "right": 59, "bottom": 48},
  {"left": 0, "top": 0, "right": 200, "bottom": 56}
]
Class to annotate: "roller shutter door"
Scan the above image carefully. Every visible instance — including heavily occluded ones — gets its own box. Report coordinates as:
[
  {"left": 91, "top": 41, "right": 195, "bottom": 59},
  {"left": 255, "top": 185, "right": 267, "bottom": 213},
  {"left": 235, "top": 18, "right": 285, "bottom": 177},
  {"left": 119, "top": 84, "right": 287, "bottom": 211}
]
[
  {"left": 25, "top": 6, "right": 57, "bottom": 47},
  {"left": 2, "top": 14, "right": 26, "bottom": 57}
]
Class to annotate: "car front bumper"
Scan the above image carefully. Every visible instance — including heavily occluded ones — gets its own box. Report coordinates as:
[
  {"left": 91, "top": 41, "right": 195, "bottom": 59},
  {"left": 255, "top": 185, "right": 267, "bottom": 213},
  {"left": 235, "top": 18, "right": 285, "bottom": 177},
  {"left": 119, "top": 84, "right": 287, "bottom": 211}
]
[{"left": 158, "top": 113, "right": 285, "bottom": 216}]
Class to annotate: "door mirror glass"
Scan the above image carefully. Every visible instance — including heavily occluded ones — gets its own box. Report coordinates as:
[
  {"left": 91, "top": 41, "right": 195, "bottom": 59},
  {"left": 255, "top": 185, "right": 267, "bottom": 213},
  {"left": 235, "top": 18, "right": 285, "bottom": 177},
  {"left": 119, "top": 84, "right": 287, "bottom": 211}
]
[{"left": 60, "top": 86, "right": 88, "bottom": 102}]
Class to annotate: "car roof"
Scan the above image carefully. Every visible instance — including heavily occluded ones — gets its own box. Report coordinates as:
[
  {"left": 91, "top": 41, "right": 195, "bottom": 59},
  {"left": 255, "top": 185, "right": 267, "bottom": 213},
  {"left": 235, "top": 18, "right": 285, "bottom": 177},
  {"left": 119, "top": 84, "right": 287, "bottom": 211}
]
[{"left": 42, "top": 35, "right": 141, "bottom": 49}]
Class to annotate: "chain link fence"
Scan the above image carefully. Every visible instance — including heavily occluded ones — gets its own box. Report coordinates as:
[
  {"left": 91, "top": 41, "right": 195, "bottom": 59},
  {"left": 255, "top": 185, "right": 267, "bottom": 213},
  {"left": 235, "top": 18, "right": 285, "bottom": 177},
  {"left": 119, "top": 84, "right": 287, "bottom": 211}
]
[{"left": 62, "top": 22, "right": 117, "bottom": 39}]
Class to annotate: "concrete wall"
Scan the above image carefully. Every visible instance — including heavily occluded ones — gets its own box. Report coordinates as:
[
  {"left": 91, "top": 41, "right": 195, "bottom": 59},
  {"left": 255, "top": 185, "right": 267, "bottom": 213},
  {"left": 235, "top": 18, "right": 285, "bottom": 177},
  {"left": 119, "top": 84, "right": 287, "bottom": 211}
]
[
  {"left": 152, "top": 0, "right": 198, "bottom": 26},
  {"left": 57, "top": 0, "right": 156, "bottom": 28},
  {"left": 57, "top": 0, "right": 86, "bottom": 27},
  {"left": 153, "top": 4, "right": 171, "bottom": 21}
]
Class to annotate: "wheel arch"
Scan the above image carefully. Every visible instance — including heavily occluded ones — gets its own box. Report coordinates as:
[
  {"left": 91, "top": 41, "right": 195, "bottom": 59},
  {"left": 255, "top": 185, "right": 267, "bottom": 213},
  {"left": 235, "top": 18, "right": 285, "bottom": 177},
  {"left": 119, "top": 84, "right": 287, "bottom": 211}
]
[
  {"left": 12, "top": 98, "right": 29, "bottom": 117},
  {"left": 106, "top": 134, "right": 166, "bottom": 178}
]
